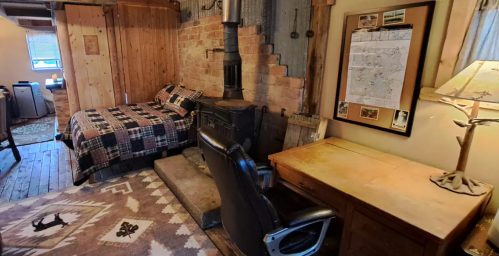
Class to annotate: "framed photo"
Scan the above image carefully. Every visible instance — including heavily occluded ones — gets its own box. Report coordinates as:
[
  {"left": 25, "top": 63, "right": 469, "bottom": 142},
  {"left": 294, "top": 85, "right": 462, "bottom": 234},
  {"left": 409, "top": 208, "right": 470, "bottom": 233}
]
[
  {"left": 392, "top": 110, "right": 410, "bottom": 131},
  {"left": 383, "top": 9, "right": 405, "bottom": 25},
  {"left": 358, "top": 14, "right": 378, "bottom": 28},
  {"left": 360, "top": 106, "right": 379, "bottom": 120},
  {"left": 337, "top": 101, "right": 349, "bottom": 118}
]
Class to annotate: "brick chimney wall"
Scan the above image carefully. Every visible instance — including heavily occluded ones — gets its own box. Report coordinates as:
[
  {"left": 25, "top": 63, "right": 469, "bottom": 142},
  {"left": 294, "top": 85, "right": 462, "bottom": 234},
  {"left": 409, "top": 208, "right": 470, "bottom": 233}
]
[{"left": 177, "top": 15, "right": 305, "bottom": 160}]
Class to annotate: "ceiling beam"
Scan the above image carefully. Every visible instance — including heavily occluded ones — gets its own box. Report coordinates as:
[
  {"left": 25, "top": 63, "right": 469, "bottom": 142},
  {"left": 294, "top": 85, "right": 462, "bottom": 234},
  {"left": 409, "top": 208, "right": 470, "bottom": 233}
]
[
  {"left": 4, "top": 7, "right": 51, "bottom": 17},
  {"left": 0, "top": 0, "right": 117, "bottom": 4},
  {"left": 117, "top": 0, "right": 180, "bottom": 11},
  {"left": 18, "top": 25, "right": 55, "bottom": 32}
]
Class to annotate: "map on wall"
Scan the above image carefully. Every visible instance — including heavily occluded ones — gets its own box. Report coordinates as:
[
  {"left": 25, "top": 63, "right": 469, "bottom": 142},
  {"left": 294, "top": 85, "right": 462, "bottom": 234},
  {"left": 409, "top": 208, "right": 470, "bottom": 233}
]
[{"left": 345, "top": 26, "right": 412, "bottom": 109}]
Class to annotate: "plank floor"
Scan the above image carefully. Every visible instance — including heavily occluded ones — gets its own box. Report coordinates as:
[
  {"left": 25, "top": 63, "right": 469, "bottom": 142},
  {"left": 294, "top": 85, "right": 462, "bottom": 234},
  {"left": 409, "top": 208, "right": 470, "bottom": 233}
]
[{"left": 0, "top": 140, "right": 139, "bottom": 204}]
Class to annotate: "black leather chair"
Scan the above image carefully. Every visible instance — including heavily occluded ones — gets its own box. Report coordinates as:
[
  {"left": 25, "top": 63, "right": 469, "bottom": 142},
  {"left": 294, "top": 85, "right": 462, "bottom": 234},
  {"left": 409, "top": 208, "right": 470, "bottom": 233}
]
[{"left": 199, "top": 127, "right": 335, "bottom": 256}]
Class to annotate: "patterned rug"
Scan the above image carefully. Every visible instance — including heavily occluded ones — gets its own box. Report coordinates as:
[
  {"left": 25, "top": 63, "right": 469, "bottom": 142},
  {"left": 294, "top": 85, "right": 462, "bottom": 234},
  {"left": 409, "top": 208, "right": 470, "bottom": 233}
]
[
  {"left": 9, "top": 115, "right": 56, "bottom": 146},
  {"left": 0, "top": 169, "right": 221, "bottom": 256}
]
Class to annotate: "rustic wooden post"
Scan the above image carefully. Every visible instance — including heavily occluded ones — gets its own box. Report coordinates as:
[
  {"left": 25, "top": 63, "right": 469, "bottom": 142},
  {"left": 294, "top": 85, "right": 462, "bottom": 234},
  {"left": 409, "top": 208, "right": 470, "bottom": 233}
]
[{"left": 303, "top": 0, "right": 331, "bottom": 115}]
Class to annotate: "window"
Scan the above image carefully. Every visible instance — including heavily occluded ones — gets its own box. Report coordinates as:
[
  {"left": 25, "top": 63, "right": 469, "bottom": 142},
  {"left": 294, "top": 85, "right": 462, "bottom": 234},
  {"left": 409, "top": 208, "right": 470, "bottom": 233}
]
[{"left": 26, "top": 32, "right": 61, "bottom": 70}]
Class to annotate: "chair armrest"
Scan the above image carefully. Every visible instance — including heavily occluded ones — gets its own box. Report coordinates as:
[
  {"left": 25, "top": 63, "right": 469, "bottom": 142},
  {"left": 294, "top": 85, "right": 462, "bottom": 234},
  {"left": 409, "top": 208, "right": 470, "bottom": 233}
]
[
  {"left": 256, "top": 163, "right": 273, "bottom": 170},
  {"left": 283, "top": 206, "right": 335, "bottom": 228},
  {"left": 256, "top": 164, "right": 274, "bottom": 191}
]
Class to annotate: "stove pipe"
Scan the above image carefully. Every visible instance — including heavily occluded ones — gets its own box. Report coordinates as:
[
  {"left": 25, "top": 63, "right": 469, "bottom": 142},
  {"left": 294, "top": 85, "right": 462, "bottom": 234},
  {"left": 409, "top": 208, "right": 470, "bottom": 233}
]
[{"left": 222, "top": 0, "right": 243, "bottom": 100}]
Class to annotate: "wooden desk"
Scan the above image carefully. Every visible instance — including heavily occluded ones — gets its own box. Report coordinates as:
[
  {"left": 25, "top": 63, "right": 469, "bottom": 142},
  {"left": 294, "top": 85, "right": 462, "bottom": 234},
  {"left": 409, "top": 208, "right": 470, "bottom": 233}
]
[{"left": 269, "top": 137, "right": 493, "bottom": 256}]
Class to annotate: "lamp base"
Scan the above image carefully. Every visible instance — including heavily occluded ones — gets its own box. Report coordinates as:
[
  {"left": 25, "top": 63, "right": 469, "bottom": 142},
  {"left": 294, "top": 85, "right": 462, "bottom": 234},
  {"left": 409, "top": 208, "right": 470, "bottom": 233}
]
[{"left": 430, "top": 171, "right": 487, "bottom": 196}]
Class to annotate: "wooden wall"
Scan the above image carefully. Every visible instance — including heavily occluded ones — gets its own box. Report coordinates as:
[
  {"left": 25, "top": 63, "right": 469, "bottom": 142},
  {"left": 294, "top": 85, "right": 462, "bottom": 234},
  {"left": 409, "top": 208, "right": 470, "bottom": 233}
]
[
  {"left": 55, "top": 10, "right": 80, "bottom": 116},
  {"left": 55, "top": 4, "right": 179, "bottom": 113},
  {"left": 66, "top": 5, "right": 116, "bottom": 110},
  {"left": 113, "top": 4, "right": 179, "bottom": 104}
]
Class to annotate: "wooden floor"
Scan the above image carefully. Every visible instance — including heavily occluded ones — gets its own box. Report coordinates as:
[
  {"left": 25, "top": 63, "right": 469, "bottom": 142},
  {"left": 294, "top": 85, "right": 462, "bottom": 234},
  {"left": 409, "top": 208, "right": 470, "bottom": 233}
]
[
  {"left": 0, "top": 139, "right": 161, "bottom": 205},
  {"left": 0, "top": 140, "right": 76, "bottom": 204}
]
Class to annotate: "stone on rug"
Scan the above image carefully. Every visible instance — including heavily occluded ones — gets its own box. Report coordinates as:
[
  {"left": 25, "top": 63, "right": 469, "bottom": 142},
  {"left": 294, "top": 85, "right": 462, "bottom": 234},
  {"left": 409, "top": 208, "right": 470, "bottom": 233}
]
[
  {"left": 0, "top": 169, "right": 221, "bottom": 256},
  {"left": 154, "top": 155, "right": 221, "bottom": 230}
]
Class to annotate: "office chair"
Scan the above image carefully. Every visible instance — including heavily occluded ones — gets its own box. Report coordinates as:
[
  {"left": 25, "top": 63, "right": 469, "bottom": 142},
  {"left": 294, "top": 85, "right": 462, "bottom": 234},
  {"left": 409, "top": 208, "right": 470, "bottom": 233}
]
[{"left": 199, "top": 126, "right": 335, "bottom": 256}]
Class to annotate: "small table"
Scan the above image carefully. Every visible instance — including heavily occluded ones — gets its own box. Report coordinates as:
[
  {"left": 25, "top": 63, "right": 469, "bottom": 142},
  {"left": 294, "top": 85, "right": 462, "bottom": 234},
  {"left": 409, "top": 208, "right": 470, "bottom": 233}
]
[
  {"left": 45, "top": 78, "right": 63, "bottom": 91},
  {"left": 462, "top": 214, "right": 499, "bottom": 256}
]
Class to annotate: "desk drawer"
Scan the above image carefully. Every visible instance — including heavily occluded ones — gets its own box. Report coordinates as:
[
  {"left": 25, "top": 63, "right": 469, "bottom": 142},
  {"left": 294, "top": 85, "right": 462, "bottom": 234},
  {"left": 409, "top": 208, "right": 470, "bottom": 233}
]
[
  {"left": 276, "top": 164, "right": 347, "bottom": 216},
  {"left": 347, "top": 210, "right": 424, "bottom": 256}
]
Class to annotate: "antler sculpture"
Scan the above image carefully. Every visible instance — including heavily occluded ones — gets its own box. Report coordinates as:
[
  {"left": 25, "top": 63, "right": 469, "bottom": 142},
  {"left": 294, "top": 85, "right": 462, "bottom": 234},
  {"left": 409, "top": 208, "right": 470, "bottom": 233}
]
[{"left": 430, "top": 98, "right": 499, "bottom": 195}]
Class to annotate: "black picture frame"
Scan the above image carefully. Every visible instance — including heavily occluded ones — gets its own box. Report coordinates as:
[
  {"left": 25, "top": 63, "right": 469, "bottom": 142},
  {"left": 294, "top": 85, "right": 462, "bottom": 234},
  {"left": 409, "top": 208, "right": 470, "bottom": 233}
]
[{"left": 333, "top": 1, "right": 435, "bottom": 137}]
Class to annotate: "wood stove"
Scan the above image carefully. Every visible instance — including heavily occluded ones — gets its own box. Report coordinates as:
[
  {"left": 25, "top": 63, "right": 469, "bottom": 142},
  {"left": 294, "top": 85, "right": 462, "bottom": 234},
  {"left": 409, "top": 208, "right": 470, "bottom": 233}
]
[
  {"left": 196, "top": 0, "right": 257, "bottom": 153},
  {"left": 196, "top": 98, "right": 256, "bottom": 152}
]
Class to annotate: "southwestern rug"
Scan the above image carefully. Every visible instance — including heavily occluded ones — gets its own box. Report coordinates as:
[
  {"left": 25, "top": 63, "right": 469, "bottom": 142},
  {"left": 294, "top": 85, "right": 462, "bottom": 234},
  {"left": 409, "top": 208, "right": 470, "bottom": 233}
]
[{"left": 0, "top": 169, "right": 222, "bottom": 256}]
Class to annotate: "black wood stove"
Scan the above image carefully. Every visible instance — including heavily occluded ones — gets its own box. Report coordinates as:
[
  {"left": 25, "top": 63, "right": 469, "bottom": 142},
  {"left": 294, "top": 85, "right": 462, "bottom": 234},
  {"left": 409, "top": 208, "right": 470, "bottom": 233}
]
[{"left": 196, "top": 0, "right": 257, "bottom": 153}]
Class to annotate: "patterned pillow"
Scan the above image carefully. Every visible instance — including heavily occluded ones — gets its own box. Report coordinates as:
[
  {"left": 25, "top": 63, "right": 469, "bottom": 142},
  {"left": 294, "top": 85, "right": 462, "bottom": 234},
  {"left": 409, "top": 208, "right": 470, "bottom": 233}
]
[
  {"left": 154, "top": 84, "right": 176, "bottom": 106},
  {"left": 164, "top": 86, "right": 203, "bottom": 117}
]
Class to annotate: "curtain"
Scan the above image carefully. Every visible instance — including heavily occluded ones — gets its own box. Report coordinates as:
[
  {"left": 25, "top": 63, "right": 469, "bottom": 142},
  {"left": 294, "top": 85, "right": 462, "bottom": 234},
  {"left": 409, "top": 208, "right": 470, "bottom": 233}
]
[{"left": 454, "top": 0, "right": 499, "bottom": 74}]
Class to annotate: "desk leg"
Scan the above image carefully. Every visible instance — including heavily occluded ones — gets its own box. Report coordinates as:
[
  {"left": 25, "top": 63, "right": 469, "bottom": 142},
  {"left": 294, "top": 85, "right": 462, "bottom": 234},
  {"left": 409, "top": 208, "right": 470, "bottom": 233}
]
[
  {"left": 338, "top": 203, "right": 355, "bottom": 256},
  {"left": 89, "top": 173, "right": 96, "bottom": 184}
]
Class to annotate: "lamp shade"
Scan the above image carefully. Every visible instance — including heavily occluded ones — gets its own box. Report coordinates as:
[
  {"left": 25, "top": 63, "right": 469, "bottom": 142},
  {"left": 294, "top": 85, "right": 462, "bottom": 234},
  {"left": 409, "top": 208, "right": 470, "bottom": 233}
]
[{"left": 435, "top": 60, "right": 499, "bottom": 104}]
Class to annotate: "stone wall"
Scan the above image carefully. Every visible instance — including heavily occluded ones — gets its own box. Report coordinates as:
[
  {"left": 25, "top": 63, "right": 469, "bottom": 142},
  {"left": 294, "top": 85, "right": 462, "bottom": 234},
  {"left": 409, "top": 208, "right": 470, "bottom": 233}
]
[{"left": 177, "top": 15, "right": 305, "bottom": 160}]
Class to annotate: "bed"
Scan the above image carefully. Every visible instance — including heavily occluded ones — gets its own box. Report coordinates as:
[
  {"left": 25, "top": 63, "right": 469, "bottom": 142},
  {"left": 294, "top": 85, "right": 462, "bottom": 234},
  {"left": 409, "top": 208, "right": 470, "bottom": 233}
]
[{"left": 62, "top": 85, "right": 202, "bottom": 185}]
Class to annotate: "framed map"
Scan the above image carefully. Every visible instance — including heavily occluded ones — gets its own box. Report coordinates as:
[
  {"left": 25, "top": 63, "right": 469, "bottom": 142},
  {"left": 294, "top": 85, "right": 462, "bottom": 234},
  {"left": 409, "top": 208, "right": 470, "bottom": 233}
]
[{"left": 334, "top": 2, "right": 435, "bottom": 137}]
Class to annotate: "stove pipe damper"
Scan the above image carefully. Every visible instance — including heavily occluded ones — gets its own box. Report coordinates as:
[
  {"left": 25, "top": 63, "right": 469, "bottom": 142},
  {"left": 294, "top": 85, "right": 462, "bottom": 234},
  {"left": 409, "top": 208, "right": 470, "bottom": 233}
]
[{"left": 222, "top": 0, "right": 243, "bottom": 100}]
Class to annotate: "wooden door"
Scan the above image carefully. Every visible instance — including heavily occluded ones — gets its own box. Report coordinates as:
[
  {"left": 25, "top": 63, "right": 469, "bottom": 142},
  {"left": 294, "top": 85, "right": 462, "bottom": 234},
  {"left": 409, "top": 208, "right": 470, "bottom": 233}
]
[
  {"left": 66, "top": 5, "right": 116, "bottom": 110},
  {"left": 116, "top": 4, "right": 179, "bottom": 104}
]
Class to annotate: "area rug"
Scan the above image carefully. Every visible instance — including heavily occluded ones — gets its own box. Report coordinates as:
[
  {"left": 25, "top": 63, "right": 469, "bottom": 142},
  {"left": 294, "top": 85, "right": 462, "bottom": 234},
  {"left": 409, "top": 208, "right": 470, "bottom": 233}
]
[
  {"left": 9, "top": 115, "right": 55, "bottom": 146},
  {"left": 0, "top": 169, "right": 222, "bottom": 256}
]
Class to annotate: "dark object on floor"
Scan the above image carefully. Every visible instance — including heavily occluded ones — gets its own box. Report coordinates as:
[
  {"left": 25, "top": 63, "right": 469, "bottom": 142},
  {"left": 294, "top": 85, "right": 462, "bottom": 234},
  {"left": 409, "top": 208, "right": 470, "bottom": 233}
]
[
  {"left": 154, "top": 154, "right": 221, "bottom": 230},
  {"left": 199, "top": 126, "right": 335, "bottom": 256},
  {"left": 12, "top": 82, "right": 47, "bottom": 118},
  {"left": 0, "top": 89, "right": 21, "bottom": 172},
  {"left": 462, "top": 214, "right": 499, "bottom": 256}
]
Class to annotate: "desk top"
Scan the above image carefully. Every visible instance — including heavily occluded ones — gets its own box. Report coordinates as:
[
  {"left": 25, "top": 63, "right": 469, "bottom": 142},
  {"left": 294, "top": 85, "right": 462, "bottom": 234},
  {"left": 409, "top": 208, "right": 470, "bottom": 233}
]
[{"left": 269, "top": 137, "right": 492, "bottom": 242}]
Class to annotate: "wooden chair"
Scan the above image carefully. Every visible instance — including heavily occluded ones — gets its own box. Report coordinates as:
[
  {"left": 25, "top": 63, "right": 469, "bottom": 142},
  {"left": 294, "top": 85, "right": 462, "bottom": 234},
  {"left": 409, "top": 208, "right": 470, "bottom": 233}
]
[{"left": 0, "top": 88, "right": 21, "bottom": 171}]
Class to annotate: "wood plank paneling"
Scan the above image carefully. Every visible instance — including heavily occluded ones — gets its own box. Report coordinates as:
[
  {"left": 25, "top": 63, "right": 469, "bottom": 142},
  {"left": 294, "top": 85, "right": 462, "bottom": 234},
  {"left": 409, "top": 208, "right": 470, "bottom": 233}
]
[
  {"left": 92, "top": 6, "right": 116, "bottom": 108},
  {"left": 304, "top": 0, "right": 331, "bottom": 114},
  {"left": 67, "top": 5, "right": 92, "bottom": 110},
  {"left": 66, "top": 5, "right": 116, "bottom": 110},
  {"left": 117, "top": 4, "right": 179, "bottom": 103},
  {"left": 106, "top": 6, "right": 126, "bottom": 106}
]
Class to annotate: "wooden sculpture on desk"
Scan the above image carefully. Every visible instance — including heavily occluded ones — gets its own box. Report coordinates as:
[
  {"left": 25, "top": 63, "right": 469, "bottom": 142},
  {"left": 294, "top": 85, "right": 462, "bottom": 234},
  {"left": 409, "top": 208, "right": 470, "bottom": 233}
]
[{"left": 430, "top": 60, "right": 499, "bottom": 196}]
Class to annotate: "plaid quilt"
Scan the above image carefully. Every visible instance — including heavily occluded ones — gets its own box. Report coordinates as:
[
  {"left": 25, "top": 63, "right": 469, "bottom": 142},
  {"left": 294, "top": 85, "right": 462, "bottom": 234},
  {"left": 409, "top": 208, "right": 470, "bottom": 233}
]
[{"left": 62, "top": 101, "right": 196, "bottom": 185}]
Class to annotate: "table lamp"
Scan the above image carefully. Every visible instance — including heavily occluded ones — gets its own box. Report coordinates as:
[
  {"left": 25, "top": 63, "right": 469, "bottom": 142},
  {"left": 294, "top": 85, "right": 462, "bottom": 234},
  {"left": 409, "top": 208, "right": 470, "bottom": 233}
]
[{"left": 430, "top": 60, "right": 499, "bottom": 196}]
